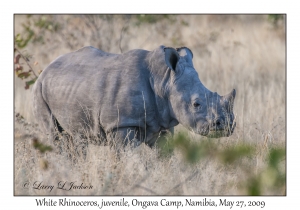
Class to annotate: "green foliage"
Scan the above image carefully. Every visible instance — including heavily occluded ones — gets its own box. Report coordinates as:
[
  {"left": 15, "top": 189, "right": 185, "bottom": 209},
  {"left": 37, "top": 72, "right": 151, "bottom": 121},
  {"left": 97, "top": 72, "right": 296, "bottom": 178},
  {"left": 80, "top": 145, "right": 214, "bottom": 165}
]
[
  {"left": 15, "top": 29, "right": 34, "bottom": 49},
  {"left": 157, "top": 136, "right": 175, "bottom": 158},
  {"left": 14, "top": 16, "right": 56, "bottom": 90},
  {"left": 246, "top": 177, "right": 262, "bottom": 195},
  {"left": 157, "top": 133, "right": 286, "bottom": 195},
  {"left": 244, "top": 147, "right": 285, "bottom": 195},
  {"left": 32, "top": 138, "right": 53, "bottom": 154},
  {"left": 25, "top": 78, "right": 37, "bottom": 89},
  {"left": 219, "top": 144, "right": 254, "bottom": 164},
  {"left": 180, "top": 20, "right": 189, "bottom": 26},
  {"left": 14, "top": 48, "right": 39, "bottom": 90},
  {"left": 15, "top": 15, "right": 61, "bottom": 49},
  {"left": 159, "top": 134, "right": 253, "bottom": 165},
  {"left": 268, "top": 147, "right": 285, "bottom": 168},
  {"left": 17, "top": 72, "right": 31, "bottom": 79},
  {"left": 158, "top": 134, "right": 215, "bottom": 163},
  {"left": 34, "top": 15, "right": 60, "bottom": 31},
  {"left": 134, "top": 14, "right": 175, "bottom": 26},
  {"left": 268, "top": 14, "right": 284, "bottom": 27},
  {"left": 31, "top": 137, "right": 53, "bottom": 170},
  {"left": 266, "top": 148, "right": 286, "bottom": 187}
]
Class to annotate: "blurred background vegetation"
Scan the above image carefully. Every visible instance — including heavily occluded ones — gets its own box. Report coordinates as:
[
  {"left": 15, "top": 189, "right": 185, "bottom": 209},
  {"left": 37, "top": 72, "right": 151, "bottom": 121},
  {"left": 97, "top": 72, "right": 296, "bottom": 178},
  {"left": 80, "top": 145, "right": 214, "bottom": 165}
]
[{"left": 14, "top": 14, "right": 285, "bottom": 195}]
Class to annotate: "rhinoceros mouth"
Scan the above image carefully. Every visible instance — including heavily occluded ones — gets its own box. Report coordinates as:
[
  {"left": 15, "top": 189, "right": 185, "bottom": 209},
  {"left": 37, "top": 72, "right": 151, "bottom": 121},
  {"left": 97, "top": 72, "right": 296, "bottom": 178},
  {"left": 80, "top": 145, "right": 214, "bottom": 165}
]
[
  {"left": 201, "top": 122, "right": 236, "bottom": 138},
  {"left": 195, "top": 125, "right": 210, "bottom": 136},
  {"left": 189, "top": 117, "right": 236, "bottom": 138}
]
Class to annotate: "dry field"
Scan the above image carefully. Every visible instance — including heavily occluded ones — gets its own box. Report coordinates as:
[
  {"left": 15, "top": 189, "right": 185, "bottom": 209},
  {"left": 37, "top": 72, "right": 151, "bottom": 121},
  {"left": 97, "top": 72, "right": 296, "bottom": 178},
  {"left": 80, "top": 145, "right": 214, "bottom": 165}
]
[{"left": 14, "top": 15, "right": 286, "bottom": 195}]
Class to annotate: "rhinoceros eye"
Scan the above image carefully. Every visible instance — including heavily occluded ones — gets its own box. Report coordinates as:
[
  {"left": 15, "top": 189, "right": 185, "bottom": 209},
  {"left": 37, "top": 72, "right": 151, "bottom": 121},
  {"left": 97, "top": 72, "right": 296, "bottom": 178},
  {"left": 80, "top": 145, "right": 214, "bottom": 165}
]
[{"left": 193, "top": 102, "right": 201, "bottom": 108}]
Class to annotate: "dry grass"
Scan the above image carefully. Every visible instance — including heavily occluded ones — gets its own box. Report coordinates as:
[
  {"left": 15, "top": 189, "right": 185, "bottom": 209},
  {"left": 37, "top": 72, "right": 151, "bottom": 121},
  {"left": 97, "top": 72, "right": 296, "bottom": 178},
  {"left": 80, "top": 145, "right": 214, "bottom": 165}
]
[{"left": 14, "top": 15, "right": 285, "bottom": 195}]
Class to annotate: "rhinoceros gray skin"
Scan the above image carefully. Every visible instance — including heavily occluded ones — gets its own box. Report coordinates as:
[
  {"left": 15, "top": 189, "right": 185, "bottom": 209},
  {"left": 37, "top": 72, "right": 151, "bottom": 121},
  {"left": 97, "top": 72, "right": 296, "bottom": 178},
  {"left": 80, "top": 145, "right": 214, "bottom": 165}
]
[{"left": 32, "top": 45, "right": 236, "bottom": 148}]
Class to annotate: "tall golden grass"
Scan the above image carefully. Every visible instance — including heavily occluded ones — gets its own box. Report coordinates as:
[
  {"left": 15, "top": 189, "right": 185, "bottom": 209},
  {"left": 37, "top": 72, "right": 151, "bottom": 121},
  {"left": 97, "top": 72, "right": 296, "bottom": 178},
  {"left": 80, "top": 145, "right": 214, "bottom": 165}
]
[{"left": 14, "top": 15, "right": 285, "bottom": 195}]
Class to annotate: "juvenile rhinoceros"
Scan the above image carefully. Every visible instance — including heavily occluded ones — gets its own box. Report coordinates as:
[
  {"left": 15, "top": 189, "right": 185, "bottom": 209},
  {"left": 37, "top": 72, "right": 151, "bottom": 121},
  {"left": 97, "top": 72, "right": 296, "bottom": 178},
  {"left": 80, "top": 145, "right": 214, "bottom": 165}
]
[{"left": 32, "top": 45, "right": 236, "bottom": 148}]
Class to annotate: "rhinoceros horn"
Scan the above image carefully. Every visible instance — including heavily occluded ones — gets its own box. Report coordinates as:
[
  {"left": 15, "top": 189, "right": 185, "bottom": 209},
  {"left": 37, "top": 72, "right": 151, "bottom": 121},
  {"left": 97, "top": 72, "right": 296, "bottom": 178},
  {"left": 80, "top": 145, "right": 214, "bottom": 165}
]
[{"left": 222, "top": 89, "right": 236, "bottom": 111}]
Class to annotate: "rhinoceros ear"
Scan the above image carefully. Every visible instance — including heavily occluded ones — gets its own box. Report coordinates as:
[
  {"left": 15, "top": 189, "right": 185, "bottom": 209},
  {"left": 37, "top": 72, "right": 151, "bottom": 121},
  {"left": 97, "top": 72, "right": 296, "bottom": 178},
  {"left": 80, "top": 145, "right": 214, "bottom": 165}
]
[
  {"left": 164, "top": 47, "right": 180, "bottom": 71},
  {"left": 176, "top": 47, "right": 193, "bottom": 58}
]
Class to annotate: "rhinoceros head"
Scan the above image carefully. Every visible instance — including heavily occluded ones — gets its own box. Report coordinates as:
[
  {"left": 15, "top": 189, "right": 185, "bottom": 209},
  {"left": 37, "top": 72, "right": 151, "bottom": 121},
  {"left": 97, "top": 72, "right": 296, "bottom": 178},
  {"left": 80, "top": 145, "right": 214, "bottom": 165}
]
[{"left": 164, "top": 47, "right": 236, "bottom": 138}]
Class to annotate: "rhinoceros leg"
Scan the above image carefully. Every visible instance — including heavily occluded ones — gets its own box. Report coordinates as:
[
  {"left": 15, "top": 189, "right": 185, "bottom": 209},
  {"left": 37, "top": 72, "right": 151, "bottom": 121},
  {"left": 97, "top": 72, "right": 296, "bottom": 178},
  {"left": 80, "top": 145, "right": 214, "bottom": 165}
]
[
  {"left": 145, "top": 127, "right": 174, "bottom": 148},
  {"left": 106, "top": 127, "right": 143, "bottom": 149},
  {"left": 32, "top": 82, "right": 61, "bottom": 142}
]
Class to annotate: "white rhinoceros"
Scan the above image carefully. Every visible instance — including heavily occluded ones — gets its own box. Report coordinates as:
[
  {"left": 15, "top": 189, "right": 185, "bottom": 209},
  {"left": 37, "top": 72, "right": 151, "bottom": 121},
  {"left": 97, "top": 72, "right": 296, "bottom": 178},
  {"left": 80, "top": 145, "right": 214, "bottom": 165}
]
[{"left": 32, "top": 46, "right": 236, "bottom": 147}]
